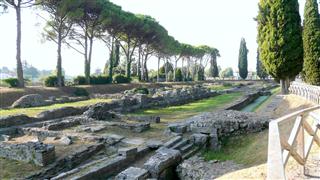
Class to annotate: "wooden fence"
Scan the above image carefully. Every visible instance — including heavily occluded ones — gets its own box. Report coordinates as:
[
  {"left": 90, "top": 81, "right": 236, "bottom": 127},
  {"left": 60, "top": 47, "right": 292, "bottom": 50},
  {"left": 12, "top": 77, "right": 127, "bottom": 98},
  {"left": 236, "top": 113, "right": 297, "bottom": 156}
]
[
  {"left": 289, "top": 82, "right": 320, "bottom": 104},
  {"left": 267, "top": 106, "right": 320, "bottom": 179}
]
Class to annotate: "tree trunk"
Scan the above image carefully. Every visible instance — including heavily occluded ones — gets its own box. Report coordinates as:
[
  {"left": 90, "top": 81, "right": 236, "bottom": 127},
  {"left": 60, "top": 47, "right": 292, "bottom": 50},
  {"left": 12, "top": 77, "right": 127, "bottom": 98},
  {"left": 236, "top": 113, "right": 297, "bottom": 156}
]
[
  {"left": 143, "top": 57, "right": 148, "bottom": 81},
  {"left": 138, "top": 46, "right": 141, "bottom": 81},
  {"left": 165, "top": 59, "right": 168, "bottom": 82},
  {"left": 15, "top": 4, "right": 24, "bottom": 88},
  {"left": 126, "top": 59, "right": 131, "bottom": 79},
  {"left": 157, "top": 56, "right": 160, "bottom": 82},
  {"left": 84, "top": 32, "right": 89, "bottom": 84},
  {"left": 86, "top": 37, "right": 93, "bottom": 84},
  {"left": 56, "top": 28, "right": 63, "bottom": 87},
  {"left": 174, "top": 60, "right": 177, "bottom": 81},
  {"left": 182, "top": 58, "right": 185, "bottom": 82},
  {"left": 108, "top": 38, "right": 114, "bottom": 81},
  {"left": 280, "top": 77, "right": 290, "bottom": 94}
]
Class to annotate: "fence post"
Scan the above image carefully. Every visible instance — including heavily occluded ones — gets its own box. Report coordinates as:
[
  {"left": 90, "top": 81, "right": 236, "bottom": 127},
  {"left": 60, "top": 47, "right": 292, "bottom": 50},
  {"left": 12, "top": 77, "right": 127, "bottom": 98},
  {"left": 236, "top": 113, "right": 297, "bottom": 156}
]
[{"left": 297, "top": 120, "right": 305, "bottom": 175}]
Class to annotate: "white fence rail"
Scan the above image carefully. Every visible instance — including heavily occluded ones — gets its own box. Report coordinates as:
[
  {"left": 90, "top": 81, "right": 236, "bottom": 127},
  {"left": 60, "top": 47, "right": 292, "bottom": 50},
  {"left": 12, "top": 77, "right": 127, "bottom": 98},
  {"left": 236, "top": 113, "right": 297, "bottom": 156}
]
[
  {"left": 267, "top": 106, "right": 320, "bottom": 180},
  {"left": 289, "top": 82, "right": 320, "bottom": 104}
]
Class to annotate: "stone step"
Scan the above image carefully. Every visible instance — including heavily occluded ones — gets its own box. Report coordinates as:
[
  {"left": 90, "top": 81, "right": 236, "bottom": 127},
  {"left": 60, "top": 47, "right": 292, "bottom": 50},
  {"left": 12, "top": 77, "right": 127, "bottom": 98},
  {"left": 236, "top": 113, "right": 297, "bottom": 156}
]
[
  {"left": 180, "top": 144, "right": 194, "bottom": 154},
  {"left": 182, "top": 146, "right": 201, "bottom": 160},
  {"left": 171, "top": 139, "right": 189, "bottom": 150},
  {"left": 163, "top": 136, "right": 182, "bottom": 148}
]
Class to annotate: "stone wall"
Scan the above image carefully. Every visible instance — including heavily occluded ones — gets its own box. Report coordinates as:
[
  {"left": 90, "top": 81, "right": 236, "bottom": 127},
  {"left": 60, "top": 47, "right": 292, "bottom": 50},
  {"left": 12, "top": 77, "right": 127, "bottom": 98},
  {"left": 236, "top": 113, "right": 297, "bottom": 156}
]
[{"left": 0, "top": 142, "right": 55, "bottom": 166}]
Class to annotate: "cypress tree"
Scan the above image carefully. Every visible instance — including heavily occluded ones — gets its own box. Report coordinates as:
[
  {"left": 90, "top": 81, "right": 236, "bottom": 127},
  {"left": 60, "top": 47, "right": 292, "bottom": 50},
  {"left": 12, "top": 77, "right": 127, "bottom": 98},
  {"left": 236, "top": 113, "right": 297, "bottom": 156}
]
[
  {"left": 238, "top": 38, "right": 248, "bottom": 80},
  {"left": 303, "top": 0, "right": 320, "bottom": 85},
  {"left": 256, "top": 50, "right": 268, "bottom": 80},
  {"left": 257, "top": 0, "right": 303, "bottom": 94}
]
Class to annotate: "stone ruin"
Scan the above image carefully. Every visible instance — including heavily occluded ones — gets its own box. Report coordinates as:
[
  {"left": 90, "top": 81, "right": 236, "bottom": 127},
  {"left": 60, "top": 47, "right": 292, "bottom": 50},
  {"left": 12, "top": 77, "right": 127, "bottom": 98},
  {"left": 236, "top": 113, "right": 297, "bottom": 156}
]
[{"left": 0, "top": 83, "right": 276, "bottom": 179}]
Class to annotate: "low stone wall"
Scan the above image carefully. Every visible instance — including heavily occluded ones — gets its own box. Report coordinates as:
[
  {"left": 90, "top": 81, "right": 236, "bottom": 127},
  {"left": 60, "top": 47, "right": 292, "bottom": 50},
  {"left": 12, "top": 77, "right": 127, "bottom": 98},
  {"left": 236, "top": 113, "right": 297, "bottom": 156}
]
[
  {"left": 0, "top": 142, "right": 55, "bottom": 166},
  {"left": 27, "top": 144, "right": 105, "bottom": 179},
  {"left": 0, "top": 114, "right": 37, "bottom": 128},
  {"left": 11, "top": 94, "right": 89, "bottom": 108},
  {"left": 51, "top": 146, "right": 151, "bottom": 180},
  {"left": 225, "top": 92, "right": 260, "bottom": 110},
  {"left": 85, "top": 86, "right": 220, "bottom": 120},
  {"left": 168, "top": 110, "right": 269, "bottom": 149},
  {"left": 0, "top": 107, "right": 88, "bottom": 129}
]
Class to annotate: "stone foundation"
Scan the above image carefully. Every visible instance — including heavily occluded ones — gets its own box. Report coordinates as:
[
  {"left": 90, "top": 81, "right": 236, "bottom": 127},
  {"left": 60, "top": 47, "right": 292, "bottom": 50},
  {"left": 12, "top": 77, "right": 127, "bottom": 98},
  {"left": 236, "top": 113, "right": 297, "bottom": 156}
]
[{"left": 0, "top": 142, "right": 55, "bottom": 166}]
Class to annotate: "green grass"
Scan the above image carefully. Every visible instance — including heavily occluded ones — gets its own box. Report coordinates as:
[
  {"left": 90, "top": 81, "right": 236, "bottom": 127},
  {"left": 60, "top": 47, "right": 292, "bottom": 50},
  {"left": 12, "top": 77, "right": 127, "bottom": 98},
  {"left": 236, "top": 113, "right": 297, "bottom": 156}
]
[
  {"left": 130, "top": 92, "right": 243, "bottom": 123},
  {"left": 202, "top": 131, "right": 268, "bottom": 166},
  {"left": 0, "top": 99, "right": 112, "bottom": 117},
  {"left": 209, "top": 84, "right": 233, "bottom": 91}
]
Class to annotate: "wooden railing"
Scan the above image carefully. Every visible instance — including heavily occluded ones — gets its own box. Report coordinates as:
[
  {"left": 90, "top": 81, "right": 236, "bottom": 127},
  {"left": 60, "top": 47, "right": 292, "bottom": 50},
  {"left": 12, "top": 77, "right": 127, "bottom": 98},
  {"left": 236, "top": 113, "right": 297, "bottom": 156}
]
[
  {"left": 289, "top": 82, "right": 320, "bottom": 104},
  {"left": 267, "top": 106, "right": 320, "bottom": 179}
]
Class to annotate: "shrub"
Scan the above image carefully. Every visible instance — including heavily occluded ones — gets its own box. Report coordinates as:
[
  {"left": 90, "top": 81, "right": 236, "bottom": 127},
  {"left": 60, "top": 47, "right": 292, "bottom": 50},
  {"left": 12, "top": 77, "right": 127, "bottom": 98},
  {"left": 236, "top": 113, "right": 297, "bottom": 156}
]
[
  {"left": 133, "top": 87, "right": 149, "bottom": 95},
  {"left": 222, "top": 82, "right": 233, "bottom": 87},
  {"left": 73, "top": 76, "right": 87, "bottom": 85},
  {"left": 2, "top": 78, "right": 19, "bottom": 87},
  {"left": 44, "top": 76, "right": 64, "bottom": 87},
  {"left": 73, "top": 87, "right": 89, "bottom": 97},
  {"left": 113, "top": 74, "right": 131, "bottom": 84},
  {"left": 90, "top": 75, "right": 111, "bottom": 85},
  {"left": 175, "top": 68, "right": 183, "bottom": 82}
]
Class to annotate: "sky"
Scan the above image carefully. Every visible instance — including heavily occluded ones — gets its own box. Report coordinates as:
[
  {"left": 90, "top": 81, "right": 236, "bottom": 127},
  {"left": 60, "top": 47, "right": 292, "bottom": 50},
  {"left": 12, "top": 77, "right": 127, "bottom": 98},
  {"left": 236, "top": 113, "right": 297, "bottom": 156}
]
[{"left": 0, "top": 0, "right": 307, "bottom": 76}]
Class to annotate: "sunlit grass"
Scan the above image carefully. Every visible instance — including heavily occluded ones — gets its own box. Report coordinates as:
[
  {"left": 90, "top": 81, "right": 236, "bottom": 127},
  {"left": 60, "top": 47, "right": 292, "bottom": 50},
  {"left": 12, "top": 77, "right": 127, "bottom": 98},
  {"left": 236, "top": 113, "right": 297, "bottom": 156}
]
[
  {"left": 0, "top": 99, "right": 112, "bottom": 117},
  {"left": 202, "top": 130, "right": 268, "bottom": 166},
  {"left": 209, "top": 84, "right": 233, "bottom": 91},
  {"left": 130, "top": 92, "right": 243, "bottom": 123}
]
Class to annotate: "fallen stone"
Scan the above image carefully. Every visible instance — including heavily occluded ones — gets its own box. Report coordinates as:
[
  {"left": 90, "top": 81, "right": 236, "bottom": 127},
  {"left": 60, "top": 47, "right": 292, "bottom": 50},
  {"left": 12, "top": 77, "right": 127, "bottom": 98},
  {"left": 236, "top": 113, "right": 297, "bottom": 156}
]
[
  {"left": 1, "top": 135, "right": 11, "bottom": 141},
  {"left": 168, "top": 123, "right": 188, "bottom": 133},
  {"left": 118, "top": 147, "right": 138, "bottom": 158},
  {"left": 11, "top": 94, "right": 46, "bottom": 108},
  {"left": 115, "top": 167, "right": 150, "bottom": 180},
  {"left": 36, "top": 107, "right": 86, "bottom": 120},
  {"left": 146, "top": 140, "right": 163, "bottom": 150},
  {"left": 60, "top": 136, "right": 72, "bottom": 145},
  {"left": 190, "top": 133, "right": 208, "bottom": 146},
  {"left": 144, "top": 148, "right": 182, "bottom": 178},
  {"left": 0, "top": 142, "right": 55, "bottom": 166}
]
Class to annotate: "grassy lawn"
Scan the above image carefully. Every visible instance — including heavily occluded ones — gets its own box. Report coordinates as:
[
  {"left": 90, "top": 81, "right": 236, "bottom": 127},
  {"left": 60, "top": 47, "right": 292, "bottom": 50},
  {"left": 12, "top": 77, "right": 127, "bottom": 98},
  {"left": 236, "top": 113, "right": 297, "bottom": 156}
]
[
  {"left": 130, "top": 92, "right": 243, "bottom": 123},
  {"left": 209, "top": 84, "right": 233, "bottom": 91},
  {"left": 0, "top": 99, "right": 112, "bottom": 117},
  {"left": 202, "top": 130, "right": 268, "bottom": 166}
]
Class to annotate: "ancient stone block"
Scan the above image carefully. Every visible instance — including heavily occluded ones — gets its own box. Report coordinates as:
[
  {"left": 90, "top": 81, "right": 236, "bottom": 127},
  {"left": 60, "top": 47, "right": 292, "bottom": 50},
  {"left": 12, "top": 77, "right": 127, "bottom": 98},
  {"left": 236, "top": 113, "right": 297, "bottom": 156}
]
[
  {"left": 118, "top": 147, "right": 138, "bottom": 158},
  {"left": 60, "top": 136, "right": 72, "bottom": 145},
  {"left": 190, "top": 133, "right": 208, "bottom": 146},
  {"left": 143, "top": 148, "right": 181, "bottom": 178},
  {"left": 37, "top": 107, "right": 85, "bottom": 120},
  {"left": 115, "top": 167, "right": 150, "bottom": 180},
  {"left": 147, "top": 140, "right": 163, "bottom": 149},
  {"left": 11, "top": 94, "right": 46, "bottom": 108},
  {"left": 0, "top": 142, "right": 55, "bottom": 166}
]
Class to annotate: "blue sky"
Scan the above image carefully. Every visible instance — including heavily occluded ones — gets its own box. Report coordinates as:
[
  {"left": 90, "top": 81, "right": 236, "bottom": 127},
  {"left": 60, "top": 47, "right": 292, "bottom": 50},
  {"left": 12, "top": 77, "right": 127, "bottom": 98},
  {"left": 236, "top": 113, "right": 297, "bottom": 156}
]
[{"left": 0, "top": 0, "right": 308, "bottom": 76}]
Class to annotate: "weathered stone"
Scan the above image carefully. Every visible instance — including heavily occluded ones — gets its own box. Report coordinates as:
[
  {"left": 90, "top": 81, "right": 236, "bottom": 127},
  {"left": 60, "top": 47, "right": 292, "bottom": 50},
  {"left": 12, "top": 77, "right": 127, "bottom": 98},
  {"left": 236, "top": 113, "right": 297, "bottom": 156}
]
[
  {"left": 190, "top": 133, "right": 208, "bottom": 146},
  {"left": 1, "top": 135, "right": 11, "bottom": 141},
  {"left": 209, "top": 129, "right": 219, "bottom": 151},
  {"left": 146, "top": 140, "right": 163, "bottom": 149},
  {"left": 144, "top": 148, "right": 182, "bottom": 178},
  {"left": 128, "top": 116, "right": 161, "bottom": 123},
  {"left": 37, "top": 107, "right": 86, "bottom": 120},
  {"left": 84, "top": 102, "right": 121, "bottom": 120},
  {"left": 60, "top": 136, "right": 72, "bottom": 145},
  {"left": 0, "top": 142, "right": 55, "bottom": 166},
  {"left": 115, "top": 167, "right": 150, "bottom": 180},
  {"left": 0, "top": 114, "right": 36, "bottom": 128},
  {"left": 168, "top": 123, "right": 188, "bottom": 133},
  {"left": 177, "top": 156, "right": 243, "bottom": 180},
  {"left": 118, "top": 147, "right": 138, "bottom": 158},
  {"left": 11, "top": 94, "right": 46, "bottom": 108}
]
